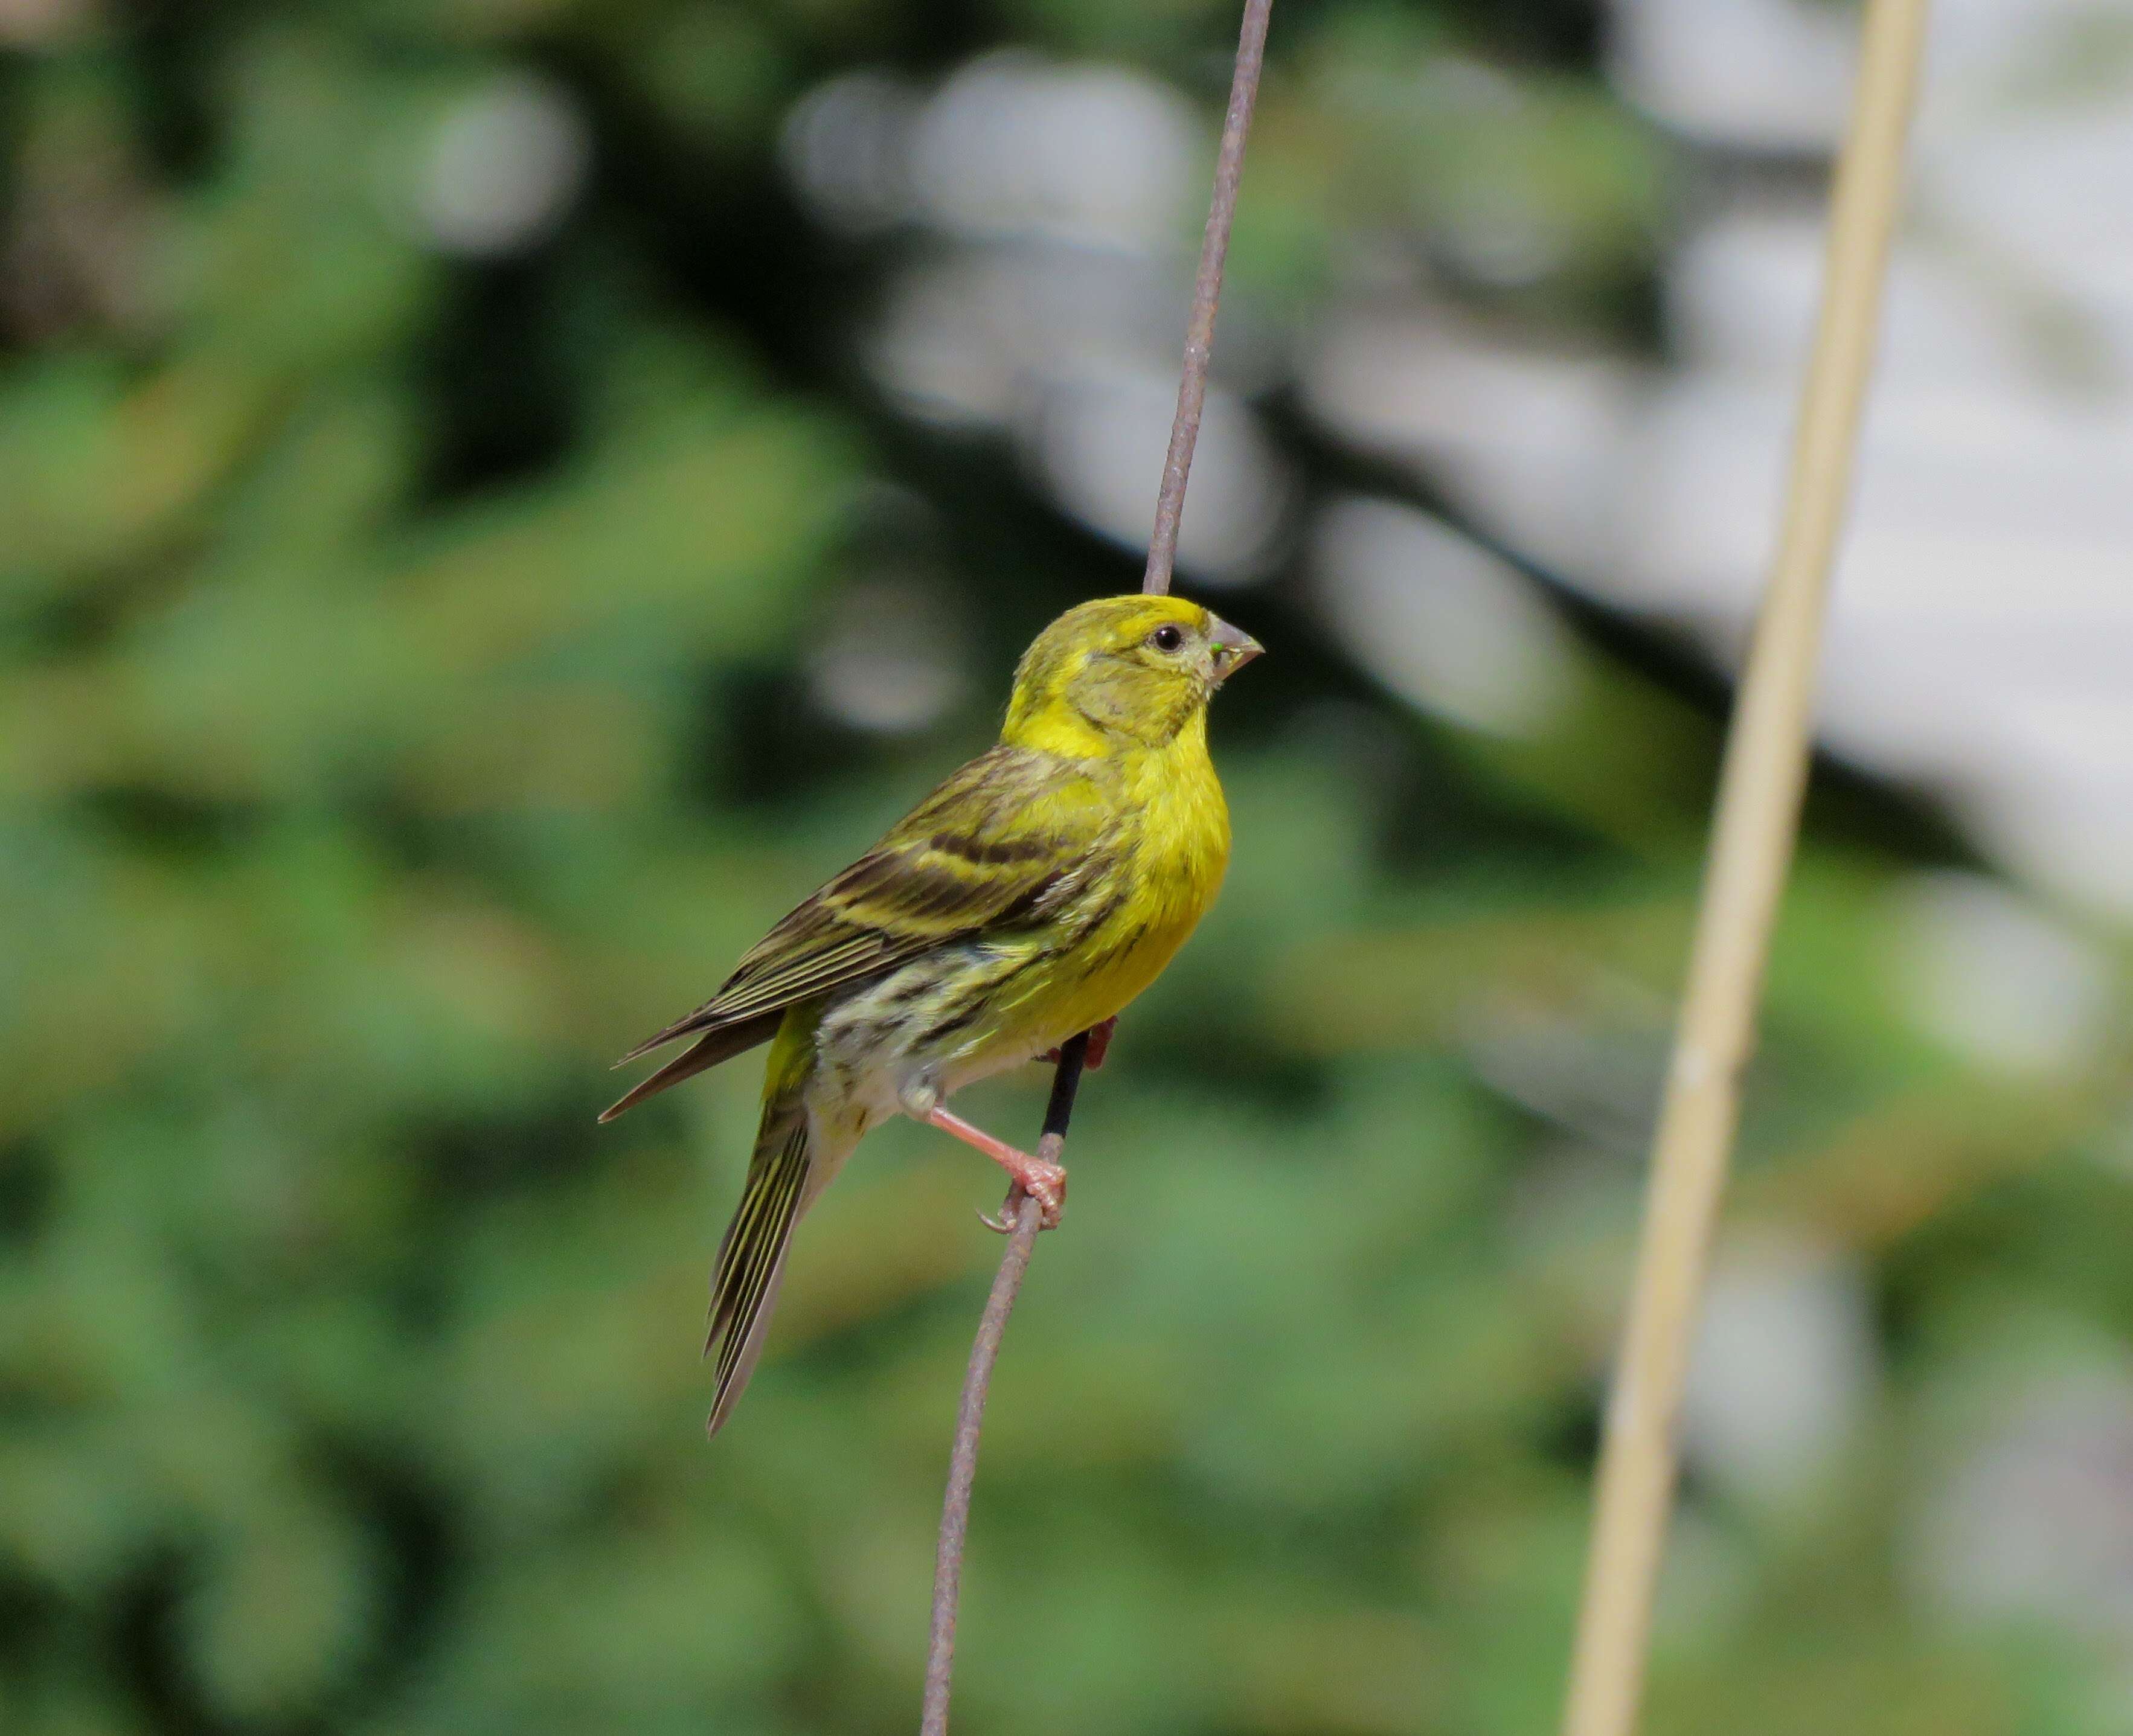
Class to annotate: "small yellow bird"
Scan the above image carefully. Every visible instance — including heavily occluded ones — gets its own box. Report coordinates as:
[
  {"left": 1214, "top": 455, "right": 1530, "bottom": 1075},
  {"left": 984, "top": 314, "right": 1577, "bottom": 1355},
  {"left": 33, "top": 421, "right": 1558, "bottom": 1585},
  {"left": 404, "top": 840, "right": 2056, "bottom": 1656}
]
[{"left": 602, "top": 593, "right": 1262, "bottom": 1433}]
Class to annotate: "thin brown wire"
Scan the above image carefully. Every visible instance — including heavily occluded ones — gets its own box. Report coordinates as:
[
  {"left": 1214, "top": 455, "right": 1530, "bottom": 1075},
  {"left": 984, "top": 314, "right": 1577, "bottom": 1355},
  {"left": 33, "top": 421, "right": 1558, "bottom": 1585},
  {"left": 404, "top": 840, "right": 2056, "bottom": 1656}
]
[
  {"left": 917, "top": 4, "right": 1274, "bottom": 1729},
  {"left": 920, "top": 1039, "right": 1082, "bottom": 1736},
  {"left": 1559, "top": 4, "right": 1932, "bottom": 1735},
  {"left": 1145, "top": 0, "right": 1273, "bottom": 598}
]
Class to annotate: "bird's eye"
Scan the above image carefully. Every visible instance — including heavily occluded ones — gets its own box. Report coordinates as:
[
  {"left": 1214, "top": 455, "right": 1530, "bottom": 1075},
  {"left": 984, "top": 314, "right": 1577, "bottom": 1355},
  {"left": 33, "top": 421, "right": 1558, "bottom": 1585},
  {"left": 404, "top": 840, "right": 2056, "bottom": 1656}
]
[{"left": 1149, "top": 624, "right": 1185, "bottom": 653}]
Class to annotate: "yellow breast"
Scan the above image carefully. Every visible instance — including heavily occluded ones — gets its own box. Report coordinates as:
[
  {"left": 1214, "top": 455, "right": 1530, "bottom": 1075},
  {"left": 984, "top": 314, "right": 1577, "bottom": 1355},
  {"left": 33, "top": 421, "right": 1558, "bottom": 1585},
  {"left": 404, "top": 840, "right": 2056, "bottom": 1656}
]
[{"left": 1030, "top": 709, "right": 1231, "bottom": 1041}]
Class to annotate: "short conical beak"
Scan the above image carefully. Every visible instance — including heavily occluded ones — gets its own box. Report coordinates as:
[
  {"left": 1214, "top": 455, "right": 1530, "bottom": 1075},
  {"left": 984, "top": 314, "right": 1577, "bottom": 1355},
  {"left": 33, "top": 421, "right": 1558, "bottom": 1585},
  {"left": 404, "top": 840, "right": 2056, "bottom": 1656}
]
[{"left": 1208, "top": 615, "right": 1264, "bottom": 685}]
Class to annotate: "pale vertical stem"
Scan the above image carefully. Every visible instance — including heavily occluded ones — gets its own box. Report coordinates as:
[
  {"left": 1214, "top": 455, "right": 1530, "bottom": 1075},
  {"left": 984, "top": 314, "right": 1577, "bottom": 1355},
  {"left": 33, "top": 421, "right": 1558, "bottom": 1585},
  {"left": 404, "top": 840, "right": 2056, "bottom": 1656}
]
[
  {"left": 1558, "top": 5, "right": 1932, "bottom": 1736},
  {"left": 1142, "top": 0, "right": 1273, "bottom": 597}
]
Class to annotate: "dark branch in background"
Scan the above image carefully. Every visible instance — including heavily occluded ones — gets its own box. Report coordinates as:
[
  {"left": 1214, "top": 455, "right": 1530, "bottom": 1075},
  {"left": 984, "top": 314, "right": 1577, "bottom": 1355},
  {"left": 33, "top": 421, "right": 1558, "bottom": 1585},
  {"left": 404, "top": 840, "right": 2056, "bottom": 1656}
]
[{"left": 919, "top": 3, "right": 1272, "bottom": 1731}]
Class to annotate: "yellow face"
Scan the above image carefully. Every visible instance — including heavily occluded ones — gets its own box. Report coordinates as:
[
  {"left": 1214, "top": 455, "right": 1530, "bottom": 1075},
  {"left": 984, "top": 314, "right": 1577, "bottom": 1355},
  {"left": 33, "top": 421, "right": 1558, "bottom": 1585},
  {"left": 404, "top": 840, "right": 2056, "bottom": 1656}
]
[{"left": 1004, "top": 595, "right": 1264, "bottom": 749}]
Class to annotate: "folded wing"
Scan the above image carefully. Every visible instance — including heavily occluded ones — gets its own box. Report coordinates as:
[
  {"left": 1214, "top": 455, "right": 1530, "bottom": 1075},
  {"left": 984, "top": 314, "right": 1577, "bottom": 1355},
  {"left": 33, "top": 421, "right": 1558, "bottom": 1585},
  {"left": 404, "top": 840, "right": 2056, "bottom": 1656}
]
[{"left": 600, "top": 746, "right": 1106, "bottom": 1119}]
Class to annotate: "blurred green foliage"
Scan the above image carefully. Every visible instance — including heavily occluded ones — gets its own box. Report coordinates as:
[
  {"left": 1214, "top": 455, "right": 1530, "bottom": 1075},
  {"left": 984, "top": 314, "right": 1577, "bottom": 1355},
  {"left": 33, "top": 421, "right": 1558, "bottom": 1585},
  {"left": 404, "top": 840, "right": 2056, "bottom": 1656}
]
[{"left": 5, "top": 3, "right": 2133, "bottom": 1735}]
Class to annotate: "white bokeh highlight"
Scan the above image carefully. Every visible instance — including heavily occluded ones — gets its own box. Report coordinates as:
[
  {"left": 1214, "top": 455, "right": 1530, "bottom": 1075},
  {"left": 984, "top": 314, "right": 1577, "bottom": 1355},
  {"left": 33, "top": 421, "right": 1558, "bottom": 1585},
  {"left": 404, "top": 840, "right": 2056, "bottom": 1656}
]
[
  {"left": 1680, "top": 1235, "right": 1881, "bottom": 1505},
  {"left": 414, "top": 74, "right": 590, "bottom": 259},
  {"left": 1313, "top": 496, "right": 1577, "bottom": 735}
]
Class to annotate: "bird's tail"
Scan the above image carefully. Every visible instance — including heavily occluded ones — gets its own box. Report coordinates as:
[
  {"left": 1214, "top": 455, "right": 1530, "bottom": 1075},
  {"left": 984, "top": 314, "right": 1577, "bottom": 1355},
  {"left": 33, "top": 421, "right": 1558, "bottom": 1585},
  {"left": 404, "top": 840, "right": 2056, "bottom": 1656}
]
[
  {"left": 704, "top": 1014, "right": 820, "bottom": 1437},
  {"left": 599, "top": 1009, "right": 783, "bottom": 1123}
]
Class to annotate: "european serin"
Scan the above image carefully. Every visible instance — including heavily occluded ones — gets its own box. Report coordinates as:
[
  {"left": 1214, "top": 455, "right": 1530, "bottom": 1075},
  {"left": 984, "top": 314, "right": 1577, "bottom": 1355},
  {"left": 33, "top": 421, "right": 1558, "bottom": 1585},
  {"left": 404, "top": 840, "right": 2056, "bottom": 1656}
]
[{"left": 601, "top": 593, "right": 1262, "bottom": 1433}]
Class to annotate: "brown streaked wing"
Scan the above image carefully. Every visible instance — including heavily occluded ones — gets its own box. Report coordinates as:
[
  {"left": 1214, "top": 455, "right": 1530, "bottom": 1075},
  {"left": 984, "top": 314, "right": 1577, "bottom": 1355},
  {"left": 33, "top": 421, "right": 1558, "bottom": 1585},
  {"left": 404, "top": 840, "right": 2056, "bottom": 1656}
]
[{"left": 612, "top": 746, "right": 1108, "bottom": 1063}]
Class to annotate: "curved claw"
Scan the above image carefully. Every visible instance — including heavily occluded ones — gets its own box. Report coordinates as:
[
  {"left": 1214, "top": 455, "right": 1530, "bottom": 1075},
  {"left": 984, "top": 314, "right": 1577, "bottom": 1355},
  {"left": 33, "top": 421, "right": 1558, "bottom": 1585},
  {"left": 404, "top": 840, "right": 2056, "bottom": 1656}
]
[
  {"left": 979, "top": 1176, "right": 1032, "bottom": 1234},
  {"left": 979, "top": 1168, "right": 1063, "bottom": 1234}
]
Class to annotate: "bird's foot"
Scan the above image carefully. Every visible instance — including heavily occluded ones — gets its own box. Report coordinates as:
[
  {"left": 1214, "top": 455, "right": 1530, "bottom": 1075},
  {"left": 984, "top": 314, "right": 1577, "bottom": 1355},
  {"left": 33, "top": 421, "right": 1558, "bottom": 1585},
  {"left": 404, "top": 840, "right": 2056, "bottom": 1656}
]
[
  {"left": 925, "top": 1104, "right": 1066, "bottom": 1231},
  {"left": 977, "top": 1159, "right": 1068, "bottom": 1234},
  {"left": 1083, "top": 1016, "right": 1115, "bottom": 1070},
  {"left": 1039, "top": 1016, "right": 1116, "bottom": 1071}
]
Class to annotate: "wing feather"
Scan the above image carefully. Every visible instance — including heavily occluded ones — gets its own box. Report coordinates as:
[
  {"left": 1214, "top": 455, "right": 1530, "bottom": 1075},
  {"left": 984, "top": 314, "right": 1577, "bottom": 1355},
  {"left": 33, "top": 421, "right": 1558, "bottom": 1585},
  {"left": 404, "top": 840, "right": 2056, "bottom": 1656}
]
[{"left": 609, "top": 746, "right": 1109, "bottom": 1076}]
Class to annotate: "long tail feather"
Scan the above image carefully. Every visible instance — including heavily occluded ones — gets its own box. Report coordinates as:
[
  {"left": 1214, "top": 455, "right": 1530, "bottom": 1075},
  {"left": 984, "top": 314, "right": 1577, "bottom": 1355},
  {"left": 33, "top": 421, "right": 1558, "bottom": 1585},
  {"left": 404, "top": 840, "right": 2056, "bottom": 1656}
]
[
  {"left": 704, "top": 1110, "right": 813, "bottom": 1437},
  {"left": 614, "top": 1002, "right": 729, "bottom": 1067},
  {"left": 598, "top": 1010, "right": 783, "bottom": 1123}
]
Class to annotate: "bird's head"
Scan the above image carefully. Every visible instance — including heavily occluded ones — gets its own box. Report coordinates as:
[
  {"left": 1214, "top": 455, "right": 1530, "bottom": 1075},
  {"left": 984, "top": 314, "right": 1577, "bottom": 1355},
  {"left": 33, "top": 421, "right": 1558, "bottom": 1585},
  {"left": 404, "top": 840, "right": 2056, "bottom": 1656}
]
[{"left": 1001, "top": 594, "right": 1263, "bottom": 754}]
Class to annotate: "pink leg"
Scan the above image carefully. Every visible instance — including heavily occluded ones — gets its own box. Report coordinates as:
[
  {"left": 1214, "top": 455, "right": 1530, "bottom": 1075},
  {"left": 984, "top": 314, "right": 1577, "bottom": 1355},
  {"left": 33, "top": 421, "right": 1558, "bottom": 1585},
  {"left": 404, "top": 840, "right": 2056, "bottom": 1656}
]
[
  {"left": 925, "top": 1104, "right": 1066, "bottom": 1228},
  {"left": 1083, "top": 1017, "right": 1115, "bottom": 1070},
  {"left": 1039, "top": 1016, "right": 1117, "bottom": 1071}
]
